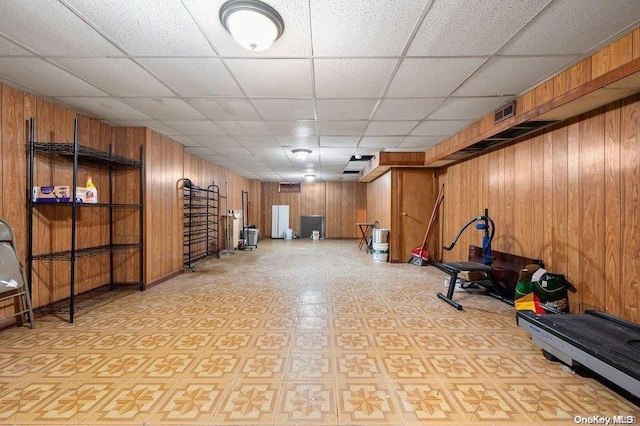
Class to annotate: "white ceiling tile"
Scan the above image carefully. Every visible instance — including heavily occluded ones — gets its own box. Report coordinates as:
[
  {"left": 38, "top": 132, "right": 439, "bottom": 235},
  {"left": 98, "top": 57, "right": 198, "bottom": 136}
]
[
  {"left": 266, "top": 121, "right": 317, "bottom": 137},
  {"left": 344, "top": 161, "right": 366, "bottom": 171},
  {"left": 192, "top": 136, "right": 240, "bottom": 147},
  {"left": 226, "top": 59, "right": 313, "bottom": 97},
  {"left": 314, "top": 59, "right": 397, "bottom": 98},
  {"left": 52, "top": 58, "right": 174, "bottom": 97},
  {"left": 184, "top": 147, "right": 217, "bottom": 157},
  {"left": 0, "top": 58, "right": 106, "bottom": 97},
  {"left": 163, "top": 120, "right": 226, "bottom": 136},
  {"left": 124, "top": 98, "right": 205, "bottom": 120},
  {"left": 323, "top": 172, "right": 343, "bottom": 180},
  {"left": 187, "top": 99, "right": 260, "bottom": 121},
  {"left": 278, "top": 171, "right": 304, "bottom": 180},
  {"left": 354, "top": 147, "right": 381, "bottom": 156},
  {"left": 0, "top": 37, "right": 35, "bottom": 55},
  {"left": 246, "top": 147, "right": 287, "bottom": 156},
  {"left": 252, "top": 99, "right": 315, "bottom": 120},
  {"left": 319, "top": 137, "right": 359, "bottom": 148},
  {"left": 316, "top": 99, "right": 378, "bottom": 120},
  {"left": 321, "top": 160, "right": 350, "bottom": 168},
  {"left": 275, "top": 136, "right": 318, "bottom": 147},
  {"left": 455, "top": 57, "right": 579, "bottom": 97},
  {"left": 55, "top": 97, "right": 151, "bottom": 121},
  {"left": 169, "top": 135, "right": 200, "bottom": 146},
  {"left": 260, "top": 156, "right": 293, "bottom": 165},
  {"left": 258, "top": 172, "right": 283, "bottom": 180},
  {"left": 310, "top": 0, "right": 426, "bottom": 56},
  {"left": 234, "top": 136, "right": 280, "bottom": 147},
  {"left": 373, "top": 98, "right": 444, "bottom": 120},
  {"left": 290, "top": 158, "right": 320, "bottom": 168},
  {"left": 216, "top": 121, "right": 272, "bottom": 136},
  {"left": 503, "top": 0, "right": 640, "bottom": 55},
  {"left": 207, "top": 157, "right": 237, "bottom": 167},
  {"left": 408, "top": 0, "right": 551, "bottom": 56},
  {"left": 212, "top": 146, "right": 253, "bottom": 156},
  {"left": 183, "top": 0, "right": 312, "bottom": 57},
  {"left": 398, "top": 136, "right": 444, "bottom": 148},
  {"left": 387, "top": 58, "right": 486, "bottom": 98},
  {"left": 65, "top": 0, "right": 214, "bottom": 55},
  {"left": 428, "top": 97, "right": 511, "bottom": 120},
  {"left": 139, "top": 58, "right": 243, "bottom": 97},
  {"left": 0, "top": 0, "right": 121, "bottom": 55},
  {"left": 411, "top": 120, "right": 472, "bottom": 136},
  {"left": 364, "top": 121, "right": 419, "bottom": 136},
  {"left": 224, "top": 155, "right": 262, "bottom": 164},
  {"left": 242, "top": 166, "right": 275, "bottom": 172},
  {"left": 317, "top": 121, "right": 367, "bottom": 136},
  {"left": 359, "top": 136, "right": 402, "bottom": 148},
  {"left": 319, "top": 147, "right": 355, "bottom": 161}
]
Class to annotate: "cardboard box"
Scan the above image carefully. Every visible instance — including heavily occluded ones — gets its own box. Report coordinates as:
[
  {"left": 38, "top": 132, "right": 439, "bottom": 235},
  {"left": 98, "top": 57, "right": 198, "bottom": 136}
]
[
  {"left": 444, "top": 276, "right": 486, "bottom": 292},
  {"left": 74, "top": 187, "right": 87, "bottom": 203},
  {"left": 459, "top": 271, "right": 487, "bottom": 281},
  {"left": 33, "top": 186, "right": 71, "bottom": 203}
]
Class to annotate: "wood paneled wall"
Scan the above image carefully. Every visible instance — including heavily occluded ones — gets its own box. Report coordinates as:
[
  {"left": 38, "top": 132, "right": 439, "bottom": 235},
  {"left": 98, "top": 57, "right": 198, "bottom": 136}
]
[
  {"left": 365, "top": 169, "right": 438, "bottom": 263},
  {"left": 143, "top": 130, "right": 184, "bottom": 285},
  {"left": 0, "top": 82, "right": 262, "bottom": 321},
  {"left": 143, "top": 133, "right": 258, "bottom": 284},
  {"left": 261, "top": 181, "right": 366, "bottom": 239},
  {"left": 366, "top": 171, "right": 391, "bottom": 229},
  {"left": 438, "top": 94, "right": 640, "bottom": 322},
  {"left": 0, "top": 86, "right": 130, "bottom": 312},
  {"left": 391, "top": 169, "right": 437, "bottom": 263},
  {"left": 181, "top": 152, "right": 260, "bottom": 253}
]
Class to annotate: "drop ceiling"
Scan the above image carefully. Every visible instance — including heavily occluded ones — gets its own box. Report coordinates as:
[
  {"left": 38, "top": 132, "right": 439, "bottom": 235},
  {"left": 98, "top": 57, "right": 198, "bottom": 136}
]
[{"left": 1, "top": 0, "right": 639, "bottom": 182}]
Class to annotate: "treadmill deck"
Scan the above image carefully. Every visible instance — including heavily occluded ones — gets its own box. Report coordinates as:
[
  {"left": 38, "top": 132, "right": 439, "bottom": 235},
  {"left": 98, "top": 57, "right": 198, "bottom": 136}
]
[{"left": 517, "top": 310, "right": 640, "bottom": 398}]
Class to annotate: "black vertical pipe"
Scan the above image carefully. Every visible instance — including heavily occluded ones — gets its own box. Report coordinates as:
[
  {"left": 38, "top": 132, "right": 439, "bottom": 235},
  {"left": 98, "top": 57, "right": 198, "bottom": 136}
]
[
  {"left": 139, "top": 145, "right": 145, "bottom": 290},
  {"left": 27, "top": 118, "right": 35, "bottom": 296},
  {"left": 70, "top": 118, "right": 78, "bottom": 323},
  {"left": 109, "top": 145, "right": 114, "bottom": 291}
]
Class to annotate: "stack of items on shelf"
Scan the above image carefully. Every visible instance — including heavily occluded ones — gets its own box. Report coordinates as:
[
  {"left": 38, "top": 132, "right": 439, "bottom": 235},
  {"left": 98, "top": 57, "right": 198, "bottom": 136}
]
[{"left": 32, "top": 176, "right": 98, "bottom": 204}]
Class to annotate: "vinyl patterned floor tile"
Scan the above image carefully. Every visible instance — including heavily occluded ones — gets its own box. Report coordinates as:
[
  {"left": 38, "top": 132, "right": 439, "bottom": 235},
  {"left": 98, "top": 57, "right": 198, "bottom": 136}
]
[{"left": 0, "top": 239, "right": 637, "bottom": 425}]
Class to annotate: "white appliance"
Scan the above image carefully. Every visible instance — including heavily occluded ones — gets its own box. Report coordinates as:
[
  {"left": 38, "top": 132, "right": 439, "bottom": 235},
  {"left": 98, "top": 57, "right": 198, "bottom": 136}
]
[{"left": 271, "top": 205, "right": 289, "bottom": 238}]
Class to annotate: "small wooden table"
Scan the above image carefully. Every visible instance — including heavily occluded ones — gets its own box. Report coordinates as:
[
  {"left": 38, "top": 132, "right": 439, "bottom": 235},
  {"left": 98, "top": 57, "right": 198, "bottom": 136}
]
[{"left": 356, "top": 223, "right": 375, "bottom": 252}]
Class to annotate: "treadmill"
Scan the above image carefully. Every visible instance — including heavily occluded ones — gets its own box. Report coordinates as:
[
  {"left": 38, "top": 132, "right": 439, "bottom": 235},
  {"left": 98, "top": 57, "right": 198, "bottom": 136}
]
[{"left": 517, "top": 310, "right": 640, "bottom": 399}]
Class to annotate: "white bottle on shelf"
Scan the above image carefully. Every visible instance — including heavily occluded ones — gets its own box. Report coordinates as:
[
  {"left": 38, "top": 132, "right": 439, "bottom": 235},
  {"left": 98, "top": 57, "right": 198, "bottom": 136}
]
[{"left": 85, "top": 175, "right": 98, "bottom": 203}]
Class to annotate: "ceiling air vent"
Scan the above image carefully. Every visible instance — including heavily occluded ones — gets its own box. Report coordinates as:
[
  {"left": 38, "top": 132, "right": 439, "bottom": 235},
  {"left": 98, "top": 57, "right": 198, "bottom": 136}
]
[
  {"left": 494, "top": 101, "right": 516, "bottom": 124},
  {"left": 349, "top": 155, "right": 374, "bottom": 162},
  {"left": 443, "top": 120, "right": 558, "bottom": 162}
]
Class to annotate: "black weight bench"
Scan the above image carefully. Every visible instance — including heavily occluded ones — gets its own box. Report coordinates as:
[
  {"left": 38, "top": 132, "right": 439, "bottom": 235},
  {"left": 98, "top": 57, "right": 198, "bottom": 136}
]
[
  {"left": 435, "top": 261, "right": 512, "bottom": 310},
  {"left": 434, "top": 246, "right": 544, "bottom": 311}
]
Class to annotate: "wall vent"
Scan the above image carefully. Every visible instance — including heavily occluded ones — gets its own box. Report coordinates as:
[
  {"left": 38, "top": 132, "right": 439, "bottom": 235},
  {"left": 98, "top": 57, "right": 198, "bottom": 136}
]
[
  {"left": 494, "top": 101, "right": 516, "bottom": 124},
  {"left": 278, "top": 182, "right": 301, "bottom": 193}
]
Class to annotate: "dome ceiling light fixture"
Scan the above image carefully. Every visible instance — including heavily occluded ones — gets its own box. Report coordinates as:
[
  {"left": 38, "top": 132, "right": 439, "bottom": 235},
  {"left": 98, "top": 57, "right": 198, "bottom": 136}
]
[
  {"left": 219, "top": 0, "right": 285, "bottom": 52},
  {"left": 305, "top": 174, "right": 316, "bottom": 182},
  {"left": 292, "top": 149, "right": 312, "bottom": 160}
]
